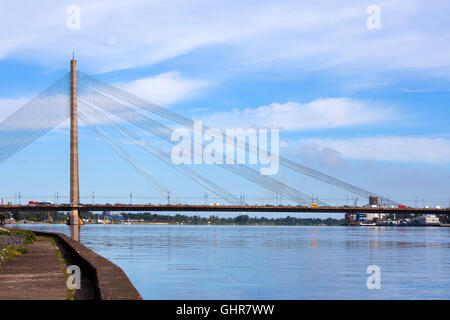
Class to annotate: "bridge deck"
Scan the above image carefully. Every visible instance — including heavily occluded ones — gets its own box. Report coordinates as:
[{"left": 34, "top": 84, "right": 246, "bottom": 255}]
[{"left": 1, "top": 204, "right": 449, "bottom": 215}]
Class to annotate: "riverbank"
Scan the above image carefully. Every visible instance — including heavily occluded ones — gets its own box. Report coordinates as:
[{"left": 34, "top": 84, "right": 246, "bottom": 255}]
[
  {"left": 0, "top": 234, "right": 69, "bottom": 299},
  {"left": 28, "top": 230, "right": 142, "bottom": 300},
  {"left": 0, "top": 228, "right": 142, "bottom": 300}
]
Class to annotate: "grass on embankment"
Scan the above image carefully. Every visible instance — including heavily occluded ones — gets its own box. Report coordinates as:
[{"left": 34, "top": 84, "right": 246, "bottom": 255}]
[{"left": 45, "top": 236, "right": 75, "bottom": 300}]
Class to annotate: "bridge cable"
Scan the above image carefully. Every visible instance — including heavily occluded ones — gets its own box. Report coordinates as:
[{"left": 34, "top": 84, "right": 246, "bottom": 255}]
[
  {"left": 78, "top": 109, "right": 185, "bottom": 204},
  {"left": 77, "top": 85, "right": 318, "bottom": 206},
  {"left": 77, "top": 84, "right": 320, "bottom": 206},
  {"left": 78, "top": 71, "right": 397, "bottom": 205},
  {"left": 0, "top": 73, "right": 70, "bottom": 164},
  {"left": 79, "top": 100, "right": 244, "bottom": 205}
]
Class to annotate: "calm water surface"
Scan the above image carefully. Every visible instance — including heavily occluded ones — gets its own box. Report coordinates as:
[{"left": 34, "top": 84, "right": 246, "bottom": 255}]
[{"left": 12, "top": 224, "right": 450, "bottom": 299}]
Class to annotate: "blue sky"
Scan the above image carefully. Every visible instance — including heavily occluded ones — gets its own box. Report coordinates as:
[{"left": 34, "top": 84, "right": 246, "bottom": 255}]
[{"left": 0, "top": 0, "right": 449, "bottom": 213}]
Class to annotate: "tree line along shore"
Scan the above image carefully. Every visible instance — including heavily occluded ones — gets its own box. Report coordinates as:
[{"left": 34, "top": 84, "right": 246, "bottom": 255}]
[
  {"left": 1, "top": 211, "right": 344, "bottom": 226},
  {"left": 2, "top": 211, "right": 449, "bottom": 226}
]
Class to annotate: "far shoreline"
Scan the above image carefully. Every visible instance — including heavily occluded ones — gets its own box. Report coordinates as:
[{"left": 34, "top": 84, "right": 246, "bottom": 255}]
[{"left": 5, "top": 221, "right": 449, "bottom": 227}]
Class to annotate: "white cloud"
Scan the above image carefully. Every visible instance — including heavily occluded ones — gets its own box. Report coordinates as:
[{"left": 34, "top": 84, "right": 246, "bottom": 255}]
[
  {"left": 1, "top": 0, "right": 450, "bottom": 76},
  {"left": 300, "top": 136, "right": 450, "bottom": 164},
  {"left": 202, "top": 98, "right": 397, "bottom": 130},
  {"left": 121, "top": 71, "right": 209, "bottom": 106}
]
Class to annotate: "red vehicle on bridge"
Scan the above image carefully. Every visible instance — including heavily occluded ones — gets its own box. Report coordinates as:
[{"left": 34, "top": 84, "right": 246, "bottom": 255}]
[
  {"left": 398, "top": 205, "right": 407, "bottom": 208},
  {"left": 28, "top": 201, "right": 52, "bottom": 205}
]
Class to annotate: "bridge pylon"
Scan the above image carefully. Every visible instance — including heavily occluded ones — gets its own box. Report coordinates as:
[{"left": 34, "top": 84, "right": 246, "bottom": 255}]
[{"left": 69, "top": 58, "right": 83, "bottom": 225}]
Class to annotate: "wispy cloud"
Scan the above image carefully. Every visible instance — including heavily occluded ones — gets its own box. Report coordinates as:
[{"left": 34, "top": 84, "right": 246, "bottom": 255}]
[
  {"left": 299, "top": 143, "right": 346, "bottom": 167},
  {"left": 202, "top": 98, "right": 397, "bottom": 130},
  {"left": 120, "top": 71, "right": 210, "bottom": 106},
  {"left": 299, "top": 136, "right": 450, "bottom": 164},
  {"left": 1, "top": 0, "right": 450, "bottom": 77}
]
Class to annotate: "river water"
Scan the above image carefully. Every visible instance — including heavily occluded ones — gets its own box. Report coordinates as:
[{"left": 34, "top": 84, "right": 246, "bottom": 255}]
[{"left": 10, "top": 224, "right": 450, "bottom": 299}]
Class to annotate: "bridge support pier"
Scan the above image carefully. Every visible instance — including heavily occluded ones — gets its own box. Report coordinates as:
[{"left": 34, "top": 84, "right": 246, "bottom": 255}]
[{"left": 69, "top": 209, "right": 82, "bottom": 225}]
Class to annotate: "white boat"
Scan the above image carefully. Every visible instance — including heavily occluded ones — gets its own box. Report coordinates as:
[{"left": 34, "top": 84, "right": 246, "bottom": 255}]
[{"left": 360, "top": 222, "right": 376, "bottom": 226}]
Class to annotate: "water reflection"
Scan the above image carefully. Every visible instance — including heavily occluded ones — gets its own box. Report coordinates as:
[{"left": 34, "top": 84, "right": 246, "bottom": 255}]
[{"left": 70, "top": 225, "right": 81, "bottom": 242}]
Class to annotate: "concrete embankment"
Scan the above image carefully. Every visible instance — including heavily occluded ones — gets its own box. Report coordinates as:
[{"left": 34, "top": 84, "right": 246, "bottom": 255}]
[
  {"left": 0, "top": 229, "right": 142, "bottom": 300},
  {"left": 0, "top": 236, "right": 68, "bottom": 300},
  {"left": 31, "top": 230, "right": 142, "bottom": 300}
]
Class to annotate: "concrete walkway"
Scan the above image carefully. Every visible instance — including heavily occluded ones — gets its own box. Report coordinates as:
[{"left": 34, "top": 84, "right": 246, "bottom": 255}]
[{"left": 0, "top": 237, "right": 68, "bottom": 300}]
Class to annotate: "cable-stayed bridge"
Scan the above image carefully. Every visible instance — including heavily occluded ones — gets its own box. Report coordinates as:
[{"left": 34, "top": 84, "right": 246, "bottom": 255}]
[{"left": 1, "top": 59, "right": 448, "bottom": 223}]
